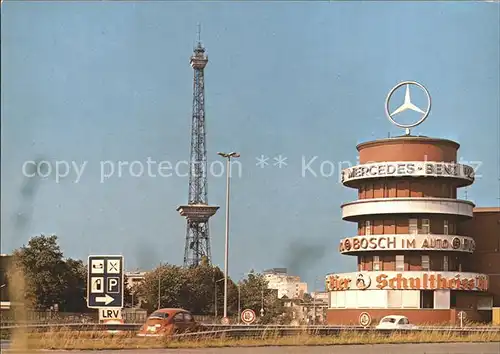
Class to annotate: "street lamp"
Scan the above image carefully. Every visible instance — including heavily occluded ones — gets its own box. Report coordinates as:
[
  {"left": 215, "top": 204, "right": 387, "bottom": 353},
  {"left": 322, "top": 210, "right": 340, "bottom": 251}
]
[
  {"left": 214, "top": 278, "right": 224, "bottom": 318},
  {"left": 217, "top": 151, "right": 240, "bottom": 323},
  {"left": 157, "top": 262, "right": 162, "bottom": 310},
  {"left": 237, "top": 282, "right": 241, "bottom": 324},
  {"left": 260, "top": 289, "right": 264, "bottom": 317}
]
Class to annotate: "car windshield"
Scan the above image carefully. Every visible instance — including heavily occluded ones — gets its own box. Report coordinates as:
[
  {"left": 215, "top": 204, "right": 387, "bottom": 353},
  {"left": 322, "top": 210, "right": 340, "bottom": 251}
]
[
  {"left": 382, "top": 317, "right": 396, "bottom": 323},
  {"left": 149, "top": 312, "right": 169, "bottom": 319}
]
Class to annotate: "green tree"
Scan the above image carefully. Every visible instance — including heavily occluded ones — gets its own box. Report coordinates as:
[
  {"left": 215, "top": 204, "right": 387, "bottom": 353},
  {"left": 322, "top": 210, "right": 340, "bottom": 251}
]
[
  {"left": 10, "top": 234, "right": 86, "bottom": 311},
  {"left": 182, "top": 264, "right": 215, "bottom": 314},
  {"left": 238, "top": 272, "right": 289, "bottom": 324},
  {"left": 123, "top": 277, "right": 133, "bottom": 308},
  {"left": 302, "top": 293, "right": 313, "bottom": 302},
  {"left": 138, "top": 264, "right": 186, "bottom": 312},
  {"left": 136, "top": 264, "right": 239, "bottom": 316},
  {"left": 61, "top": 258, "right": 87, "bottom": 312}
]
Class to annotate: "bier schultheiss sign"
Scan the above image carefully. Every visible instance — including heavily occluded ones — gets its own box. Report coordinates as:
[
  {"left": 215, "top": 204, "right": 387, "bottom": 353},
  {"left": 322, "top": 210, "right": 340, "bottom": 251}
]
[
  {"left": 341, "top": 161, "right": 474, "bottom": 184},
  {"left": 326, "top": 272, "right": 489, "bottom": 292}
]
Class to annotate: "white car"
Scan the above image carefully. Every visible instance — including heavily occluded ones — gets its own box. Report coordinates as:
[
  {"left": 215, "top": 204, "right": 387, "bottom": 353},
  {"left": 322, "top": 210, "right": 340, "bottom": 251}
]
[{"left": 375, "top": 315, "right": 419, "bottom": 330}]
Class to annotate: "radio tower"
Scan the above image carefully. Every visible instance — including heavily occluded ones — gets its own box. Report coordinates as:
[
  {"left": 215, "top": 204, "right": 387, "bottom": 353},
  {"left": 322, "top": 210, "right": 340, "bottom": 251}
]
[{"left": 177, "top": 25, "right": 219, "bottom": 268}]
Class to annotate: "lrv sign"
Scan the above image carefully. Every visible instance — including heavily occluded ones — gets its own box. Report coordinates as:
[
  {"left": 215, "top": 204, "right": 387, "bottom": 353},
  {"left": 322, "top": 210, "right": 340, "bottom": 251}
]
[{"left": 99, "top": 308, "right": 122, "bottom": 320}]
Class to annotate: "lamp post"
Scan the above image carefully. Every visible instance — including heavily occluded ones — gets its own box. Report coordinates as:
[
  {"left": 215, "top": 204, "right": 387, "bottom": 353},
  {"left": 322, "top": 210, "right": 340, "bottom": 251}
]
[
  {"left": 214, "top": 278, "right": 224, "bottom": 318},
  {"left": 157, "top": 262, "right": 162, "bottom": 310},
  {"left": 260, "top": 289, "right": 264, "bottom": 317},
  {"left": 217, "top": 152, "right": 240, "bottom": 323},
  {"left": 312, "top": 293, "right": 316, "bottom": 325},
  {"left": 237, "top": 282, "right": 241, "bottom": 324}
]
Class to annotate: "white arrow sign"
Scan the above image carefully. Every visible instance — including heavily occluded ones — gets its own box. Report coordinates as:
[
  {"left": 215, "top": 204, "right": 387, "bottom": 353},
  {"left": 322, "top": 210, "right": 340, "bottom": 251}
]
[{"left": 95, "top": 294, "right": 115, "bottom": 305}]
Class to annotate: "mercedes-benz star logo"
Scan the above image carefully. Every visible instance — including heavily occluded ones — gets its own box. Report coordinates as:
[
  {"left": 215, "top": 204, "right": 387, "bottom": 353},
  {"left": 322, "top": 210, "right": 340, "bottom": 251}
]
[{"left": 385, "top": 81, "right": 431, "bottom": 133}]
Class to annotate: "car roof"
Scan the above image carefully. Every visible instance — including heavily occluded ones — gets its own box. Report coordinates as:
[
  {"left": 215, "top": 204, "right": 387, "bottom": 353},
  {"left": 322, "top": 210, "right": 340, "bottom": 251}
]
[
  {"left": 153, "top": 308, "right": 189, "bottom": 314},
  {"left": 382, "top": 315, "right": 408, "bottom": 320}
]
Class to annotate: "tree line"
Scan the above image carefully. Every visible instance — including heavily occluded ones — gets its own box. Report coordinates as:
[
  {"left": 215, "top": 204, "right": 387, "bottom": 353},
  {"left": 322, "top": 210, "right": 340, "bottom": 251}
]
[{"left": 5, "top": 235, "right": 292, "bottom": 324}]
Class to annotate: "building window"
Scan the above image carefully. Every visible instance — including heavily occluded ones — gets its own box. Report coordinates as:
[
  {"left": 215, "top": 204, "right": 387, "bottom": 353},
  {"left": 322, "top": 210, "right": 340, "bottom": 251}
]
[
  {"left": 443, "top": 256, "right": 449, "bottom": 271},
  {"left": 365, "top": 220, "right": 371, "bottom": 235},
  {"left": 449, "top": 222, "right": 455, "bottom": 235},
  {"left": 444, "top": 220, "right": 449, "bottom": 235},
  {"left": 396, "top": 255, "right": 405, "bottom": 271},
  {"left": 421, "top": 219, "right": 430, "bottom": 234},
  {"left": 373, "top": 256, "right": 380, "bottom": 271},
  {"left": 422, "top": 255, "right": 430, "bottom": 271},
  {"left": 409, "top": 218, "right": 418, "bottom": 235},
  {"left": 449, "top": 256, "right": 458, "bottom": 271},
  {"left": 359, "top": 256, "right": 365, "bottom": 271},
  {"left": 421, "top": 291, "right": 434, "bottom": 309}
]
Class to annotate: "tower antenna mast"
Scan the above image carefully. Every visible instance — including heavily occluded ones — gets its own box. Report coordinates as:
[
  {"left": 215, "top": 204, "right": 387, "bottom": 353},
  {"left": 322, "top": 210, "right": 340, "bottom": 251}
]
[{"left": 177, "top": 25, "right": 219, "bottom": 267}]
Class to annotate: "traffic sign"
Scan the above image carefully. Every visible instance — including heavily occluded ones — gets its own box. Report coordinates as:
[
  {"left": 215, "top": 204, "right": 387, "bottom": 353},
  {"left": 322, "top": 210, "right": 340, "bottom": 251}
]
[
  {"left": 359, "top": 312, "right": 372, "bottom": 327},
  {"left": 87, "top": 255, "right": 124, "bottom": 309},
  {"left": 241, "top": 309, "right": 256, "bottom": 324},
  {"left": 221, "top": 316, "right": 230, "bottom": 324}
]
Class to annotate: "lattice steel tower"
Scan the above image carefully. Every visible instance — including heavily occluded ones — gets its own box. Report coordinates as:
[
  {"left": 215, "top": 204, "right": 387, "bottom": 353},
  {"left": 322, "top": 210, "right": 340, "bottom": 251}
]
[{"left": 177, "top": 28, "right": 219, "bottom": 267}]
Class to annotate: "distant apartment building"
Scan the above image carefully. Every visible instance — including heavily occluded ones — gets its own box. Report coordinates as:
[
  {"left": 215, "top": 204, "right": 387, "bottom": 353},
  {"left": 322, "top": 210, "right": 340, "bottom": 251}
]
[
  {"left": 125, "top": 271, "right": 147, "bottom": 289},
  {"left": 263, "top": 268, "right": 308, "bottom": 299},
  {"left": 124, "top": 270, "right": 148, "bottom": 309},
  {"left": 311, "top": 291, "right": 329, "bottom": 303}
]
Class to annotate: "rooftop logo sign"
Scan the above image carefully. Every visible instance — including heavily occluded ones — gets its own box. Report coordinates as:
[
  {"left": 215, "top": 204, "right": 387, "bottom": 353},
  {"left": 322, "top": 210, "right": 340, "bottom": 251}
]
[{"left": 385, "top": 81, "right": 431, "bottom": 135}]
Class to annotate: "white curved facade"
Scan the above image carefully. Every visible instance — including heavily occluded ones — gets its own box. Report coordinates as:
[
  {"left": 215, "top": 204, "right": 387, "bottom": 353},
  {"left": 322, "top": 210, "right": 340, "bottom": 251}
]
[
  {"left": 341, "top": 161, "right": 475, "bottom": 187},
  {"left": 341, "top": 197, "right": 475, "bottom": 221},
  {"left": 339, "top": 234, "right": 476, "bottom": 254}
]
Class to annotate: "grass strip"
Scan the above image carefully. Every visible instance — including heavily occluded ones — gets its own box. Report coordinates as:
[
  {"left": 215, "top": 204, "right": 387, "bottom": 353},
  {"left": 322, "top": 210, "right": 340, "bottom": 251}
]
[{"left": 14, "top": 328, "right": 500, "bottom": 350}]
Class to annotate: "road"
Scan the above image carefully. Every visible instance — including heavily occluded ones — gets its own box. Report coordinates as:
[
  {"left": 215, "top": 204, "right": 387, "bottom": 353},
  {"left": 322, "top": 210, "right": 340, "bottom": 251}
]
[{"left": 1, "top": 342, "right": 499, "bottom": 353}]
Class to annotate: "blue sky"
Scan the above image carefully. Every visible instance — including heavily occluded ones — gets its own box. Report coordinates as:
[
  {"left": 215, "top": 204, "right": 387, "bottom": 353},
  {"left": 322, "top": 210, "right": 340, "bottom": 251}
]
[{"left": 1, "top": 1, "right": 499, "bottom": 288}]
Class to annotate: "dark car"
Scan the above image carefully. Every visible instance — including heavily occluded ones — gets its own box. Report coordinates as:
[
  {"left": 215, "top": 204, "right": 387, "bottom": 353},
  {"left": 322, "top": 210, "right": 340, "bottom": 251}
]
[{"left": 137, "top": 308, "right": 202, "bottom": 336}]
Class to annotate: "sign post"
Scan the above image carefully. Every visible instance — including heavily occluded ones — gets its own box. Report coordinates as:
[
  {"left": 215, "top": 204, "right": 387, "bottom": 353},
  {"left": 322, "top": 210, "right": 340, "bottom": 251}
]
[
  {"left": 458, "top": 311, "right": 467, "bottom": 328},
  {"left": 87, "top": 255, "right": 124, "bottom": 310}
]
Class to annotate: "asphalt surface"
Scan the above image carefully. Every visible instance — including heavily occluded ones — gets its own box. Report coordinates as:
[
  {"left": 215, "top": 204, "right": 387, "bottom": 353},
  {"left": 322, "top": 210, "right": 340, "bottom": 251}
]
[{"left": 2, "top": 342, "right": 499, "bottom": 353}]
